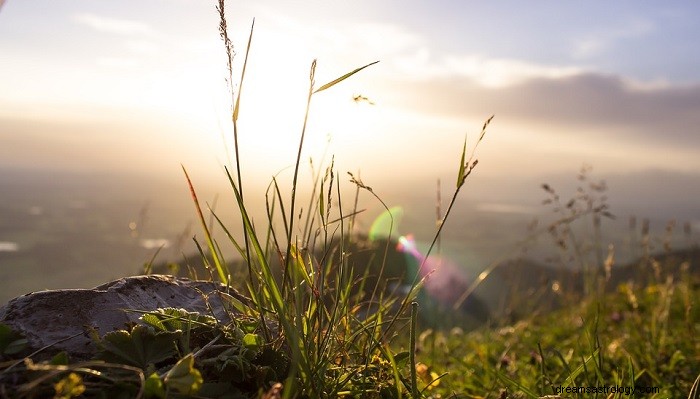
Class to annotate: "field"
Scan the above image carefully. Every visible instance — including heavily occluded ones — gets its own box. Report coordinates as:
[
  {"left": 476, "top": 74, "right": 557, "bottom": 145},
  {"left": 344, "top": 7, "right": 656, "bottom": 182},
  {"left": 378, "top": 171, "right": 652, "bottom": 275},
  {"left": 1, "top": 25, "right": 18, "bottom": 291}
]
[{"left": 1, "top": 2, "right": 699, "bottom": 397}]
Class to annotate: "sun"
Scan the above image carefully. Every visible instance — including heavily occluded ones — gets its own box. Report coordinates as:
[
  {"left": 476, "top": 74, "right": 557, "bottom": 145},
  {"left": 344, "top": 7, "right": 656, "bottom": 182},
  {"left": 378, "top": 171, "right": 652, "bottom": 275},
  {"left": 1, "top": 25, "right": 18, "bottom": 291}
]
[
  {"left": 207, "top": 57, "right": 380, "bottom": 179},
  {"left": 146, "top": 32, "right": 385, "bottom": 187}
]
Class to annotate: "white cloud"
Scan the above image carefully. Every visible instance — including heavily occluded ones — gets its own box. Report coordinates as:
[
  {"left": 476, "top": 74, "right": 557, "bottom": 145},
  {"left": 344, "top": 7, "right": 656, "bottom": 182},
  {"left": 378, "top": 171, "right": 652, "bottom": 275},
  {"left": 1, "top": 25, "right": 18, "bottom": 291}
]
[
  {"left": 279, "top": 19, "right": 586, "bottom": 87},
  {"left": 572, "top": 38, "right": 606, "bottom": 59},
  {"left": 572, "top": 18, "right": 654, "bottom": 59},
  {"left": 441, "top": 55, "right": 585, "bottom": 87},
  {"left": 240, "top": 12, "right": 589, "bottom": 89},
  {"left": 73, "top": 13, "right": 159, "bottom": 37},
  {"left": 387, "top": 51, "right": 588, "bottom": 88},
  {"left": 72, "top": 14, "right": 170, "bottom": 70},
  {"left": 302, "top": 20, "right": 589, "bottom": 87}
]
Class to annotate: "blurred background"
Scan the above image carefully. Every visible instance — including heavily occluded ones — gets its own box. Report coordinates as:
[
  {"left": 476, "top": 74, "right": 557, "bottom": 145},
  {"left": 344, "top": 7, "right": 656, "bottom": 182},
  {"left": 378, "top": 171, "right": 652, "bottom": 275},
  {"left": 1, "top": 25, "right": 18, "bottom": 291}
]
[{"left": 1, "top": 1, "right": 699, "bottom": 304}]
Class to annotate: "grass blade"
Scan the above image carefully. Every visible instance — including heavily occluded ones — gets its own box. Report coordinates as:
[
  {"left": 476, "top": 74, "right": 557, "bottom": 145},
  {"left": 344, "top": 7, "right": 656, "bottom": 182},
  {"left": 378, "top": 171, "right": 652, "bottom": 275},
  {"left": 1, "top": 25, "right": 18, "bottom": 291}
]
[
  {"left": 233, "top": 19, "right": 254, "bottom": 122},
  {"left": 688, "top": 372, "right": 700, "bottom": 399},
  {"left": 313, "top": 60, "right": 379, "bottom": 94},
  {"left": 495, "top": 369, "right": 540, "bottom": 398},
  {"left": 457, "top": 135, "right": 467, "bottom": 188},
  {"left": 182, "top": 165, "right": 228, "bottom": 284},
  {"left": 410, "top": 301, "right": 420, "bottom": 398}
]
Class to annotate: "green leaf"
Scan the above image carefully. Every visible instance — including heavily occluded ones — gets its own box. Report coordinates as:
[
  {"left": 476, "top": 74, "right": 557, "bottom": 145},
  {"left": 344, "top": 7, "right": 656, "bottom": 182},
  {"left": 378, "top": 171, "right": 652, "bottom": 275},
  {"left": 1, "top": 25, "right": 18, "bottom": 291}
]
[
  {"left": 2, "top": 337, "right": 28, "bottom": 356},
  {"left": 141, "top": 308, "right": 217, "bottom": 332},
  {"left": 164, "top": 354, "right": 203, "bottom": 395},
  {"left": 141, "top": 313, "right": 168, "bottom": 332},
  {"left": 0, "top": 323, "right": 27, "bottom": 355},
  {"left": 242, "top": 333, "right": 262, "bottom": 350},
  {"left": 97, "top": 325, "right": 180, "bottom": 369},
  {"left": 289, "top": 244, "right": 314, "bottom": 289},
  {"left": 313, "top": 60, "right": 379, "bottom": 94}
]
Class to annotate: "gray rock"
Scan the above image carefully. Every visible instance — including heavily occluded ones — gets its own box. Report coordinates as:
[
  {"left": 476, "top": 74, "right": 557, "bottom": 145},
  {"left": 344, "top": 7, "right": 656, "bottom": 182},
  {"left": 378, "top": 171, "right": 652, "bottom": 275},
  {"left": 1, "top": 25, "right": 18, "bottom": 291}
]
[{"left": 0, "top": 275, "right": 250, "bottom": 360}]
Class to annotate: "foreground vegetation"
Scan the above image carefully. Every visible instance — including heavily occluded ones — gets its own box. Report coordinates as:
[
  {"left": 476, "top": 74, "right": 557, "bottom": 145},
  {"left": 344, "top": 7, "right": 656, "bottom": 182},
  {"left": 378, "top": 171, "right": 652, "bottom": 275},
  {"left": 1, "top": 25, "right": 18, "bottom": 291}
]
[
  {"left": 1, "top": 1, "right": 698, "bottom": 397},
  {"left": 1, "top": 247, "right": 697, "bottom": 398},
  {"left": 405, "top": 265, "right": 700, "bottom": 398}
]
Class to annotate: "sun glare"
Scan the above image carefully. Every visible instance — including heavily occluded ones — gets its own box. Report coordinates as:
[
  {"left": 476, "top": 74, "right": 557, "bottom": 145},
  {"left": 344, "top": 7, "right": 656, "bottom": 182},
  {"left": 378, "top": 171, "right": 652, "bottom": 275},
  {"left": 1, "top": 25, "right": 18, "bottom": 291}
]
[{"left": 191, "top": 52, "right": 385, "bottom": 184}]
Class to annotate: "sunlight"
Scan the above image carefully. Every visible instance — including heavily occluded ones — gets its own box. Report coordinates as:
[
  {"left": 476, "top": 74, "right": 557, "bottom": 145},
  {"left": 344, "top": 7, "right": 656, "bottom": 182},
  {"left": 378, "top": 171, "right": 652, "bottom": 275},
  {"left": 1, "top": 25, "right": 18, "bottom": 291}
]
[
  {"left": 202, "top": 54, "right": 384, "bottom": 182},
  {"left": 105, "top": 20, "right": 393, "bottom": 188}
]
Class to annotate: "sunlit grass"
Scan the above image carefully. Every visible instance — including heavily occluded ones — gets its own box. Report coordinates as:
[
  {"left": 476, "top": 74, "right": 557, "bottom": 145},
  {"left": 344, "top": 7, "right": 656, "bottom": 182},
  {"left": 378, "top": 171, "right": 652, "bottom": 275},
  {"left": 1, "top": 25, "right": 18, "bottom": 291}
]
[
  {"left": 0, "top": 1, "right": 698, "bottom": 398},
  {"left": 173, "top": 1, "right": 487, "bottom": 396},
  {"left": 408, "top": 270, "right": 699, "bottom": 398}
]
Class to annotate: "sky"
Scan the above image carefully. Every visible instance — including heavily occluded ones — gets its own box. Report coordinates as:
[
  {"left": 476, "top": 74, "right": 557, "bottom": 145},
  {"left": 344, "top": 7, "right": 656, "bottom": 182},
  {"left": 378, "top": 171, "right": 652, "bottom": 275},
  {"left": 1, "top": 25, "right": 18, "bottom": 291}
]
[{"left": 1, "top": 0, "right": 700, "bottom": 217}]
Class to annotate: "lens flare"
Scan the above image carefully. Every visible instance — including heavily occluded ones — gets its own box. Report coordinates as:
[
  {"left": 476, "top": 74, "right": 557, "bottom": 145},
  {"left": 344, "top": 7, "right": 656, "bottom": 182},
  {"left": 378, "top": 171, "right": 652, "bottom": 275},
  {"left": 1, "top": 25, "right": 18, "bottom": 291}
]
[
  {"left": 396, "top": 235, "right": 470, "bottom": 307},
  {"left": 367, "top": 207, "right": 488, "bottom": 323},
  {"left": 368, "top": 206, "right": 404, "bottom": 241}
]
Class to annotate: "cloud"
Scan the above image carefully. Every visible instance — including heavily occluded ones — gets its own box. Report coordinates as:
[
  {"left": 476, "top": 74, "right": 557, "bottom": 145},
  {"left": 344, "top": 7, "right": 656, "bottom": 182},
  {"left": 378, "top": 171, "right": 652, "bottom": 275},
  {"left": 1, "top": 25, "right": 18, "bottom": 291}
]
[
  {"left": 272, "top": 17, "right": 696, "bottom": 152},
  {"left": 73, "top": 13, "right": 159, "bottom": 37},
  {"left": 387, "top": 51, "right": 587, "bottom": 88},
  {"left": 252, "top": 17, "right": 584, "bottom": 88},
  {"left": 439, "top": 55, "right": 585, "bottom": 87},
  {"left": 385, "top": 71, "right": 700, "bottom": 148},
  {"left": 71, "top": 14, "right": 167, "bottom": 70},
  {"left": 571, "top": 18, "right": 655, "bottom": 59},
  {"left": 224, "top": 13, "right": 698, "bottom": 170},
  {"left": 241, "top": 15, "right": 589, "bottom": 89}
]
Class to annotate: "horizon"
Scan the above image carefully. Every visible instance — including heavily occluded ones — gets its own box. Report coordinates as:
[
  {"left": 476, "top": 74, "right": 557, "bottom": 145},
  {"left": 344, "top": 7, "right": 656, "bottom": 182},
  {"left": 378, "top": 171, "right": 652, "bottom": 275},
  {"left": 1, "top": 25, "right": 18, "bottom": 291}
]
[{"left": 0, "top": 165, "right": 696, "bottom": 304}]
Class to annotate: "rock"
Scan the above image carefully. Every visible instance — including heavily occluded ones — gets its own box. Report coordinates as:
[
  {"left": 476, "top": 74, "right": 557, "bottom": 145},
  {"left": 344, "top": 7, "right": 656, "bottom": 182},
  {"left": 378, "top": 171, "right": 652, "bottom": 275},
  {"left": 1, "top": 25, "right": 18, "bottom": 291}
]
[{"left": 0, "top": 275, "right": 250, "bottom": 360}]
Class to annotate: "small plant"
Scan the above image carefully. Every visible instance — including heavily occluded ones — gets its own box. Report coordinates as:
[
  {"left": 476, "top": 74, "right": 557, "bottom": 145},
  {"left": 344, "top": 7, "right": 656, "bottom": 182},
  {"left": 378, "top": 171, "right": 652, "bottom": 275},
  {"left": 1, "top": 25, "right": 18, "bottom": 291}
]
[
  {"left": 541, "top": 165, "right": 615, "bottom": 299},
  {"left": 0, "top": 322, "right": 27, "bottom": 357},
  {"left": 410, "top": 272, "right": 699, "bottom": 398}
]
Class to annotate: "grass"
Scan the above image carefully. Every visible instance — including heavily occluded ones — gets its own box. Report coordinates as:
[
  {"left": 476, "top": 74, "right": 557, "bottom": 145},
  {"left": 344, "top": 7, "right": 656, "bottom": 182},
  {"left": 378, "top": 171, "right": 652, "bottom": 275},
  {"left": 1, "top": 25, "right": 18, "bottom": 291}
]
[
  {"left": 183, "top": 3, "right": 487, "bottom": 396},
  {"left": 401, "top": 265, "right": 699, "bottom": 398},
  {"left": 1, "top": 1, "right": 699, "bottom": 398}
]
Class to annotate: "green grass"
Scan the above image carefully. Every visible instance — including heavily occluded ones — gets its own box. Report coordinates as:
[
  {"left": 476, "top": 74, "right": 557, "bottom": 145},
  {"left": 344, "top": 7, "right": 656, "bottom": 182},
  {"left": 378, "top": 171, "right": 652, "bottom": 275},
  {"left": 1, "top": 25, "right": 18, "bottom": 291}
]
[
  {"left": 401, "top": 272, "right": 699, "bottom": 398},
  {"left": 174, "top": 2, "right": 491, "bottom": 396},
  {"left": 1, "top": 1, "right": 699, "bottom": 398}
]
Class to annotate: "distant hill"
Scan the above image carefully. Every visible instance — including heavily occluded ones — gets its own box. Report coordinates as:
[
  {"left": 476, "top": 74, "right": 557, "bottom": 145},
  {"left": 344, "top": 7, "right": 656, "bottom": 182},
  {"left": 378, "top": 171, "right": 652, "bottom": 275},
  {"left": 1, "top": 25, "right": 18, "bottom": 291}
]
[{"left": 476, "top": 246, "right": 700, "bottom": 322}]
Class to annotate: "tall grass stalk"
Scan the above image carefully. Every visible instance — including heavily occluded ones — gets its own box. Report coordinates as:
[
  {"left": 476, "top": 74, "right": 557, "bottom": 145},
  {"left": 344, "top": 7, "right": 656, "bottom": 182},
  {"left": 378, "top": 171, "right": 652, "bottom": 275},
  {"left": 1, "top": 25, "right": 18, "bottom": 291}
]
[
  {"left": 409, "top": 302, "right": 419, "bottom": 398},
  {"left": 380, "top": 115, "right": 493, "bottom": 339},
  {"left": 183, "top": 166, "right": 228, "bottom": 283},
  {"left": 216, "top": 0, "right": 254, "bottom": 290},
  {"left": 209, "top": 3, "right": 394, "bottom": 395}
]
